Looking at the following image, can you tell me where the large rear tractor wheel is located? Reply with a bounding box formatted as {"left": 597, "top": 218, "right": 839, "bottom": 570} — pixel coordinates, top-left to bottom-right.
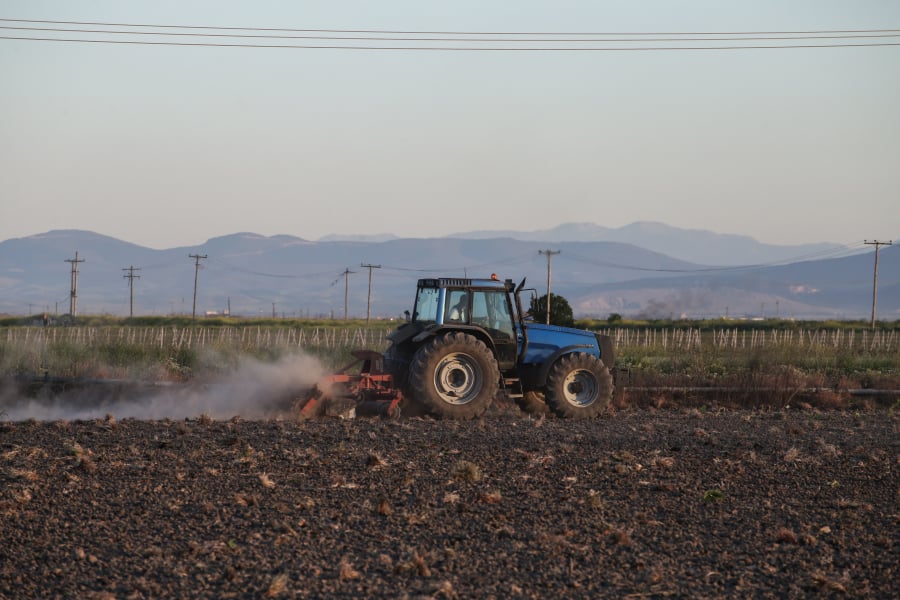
{"left": 408, "top": 332, "right": 500, "bottom": 419}
{"left": 545, "top": 353, "right": 614, "bottom": 419}
{"left": 383, "top": 343, "right": 412, "bottom": 388}
{"left": 383, "top": 342, "right": 429, "bottom": 417}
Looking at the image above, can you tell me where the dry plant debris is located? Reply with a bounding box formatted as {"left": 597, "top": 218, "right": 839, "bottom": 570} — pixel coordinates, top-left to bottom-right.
{"left": 0, "top": 409, "right": 895, "bottom": 598}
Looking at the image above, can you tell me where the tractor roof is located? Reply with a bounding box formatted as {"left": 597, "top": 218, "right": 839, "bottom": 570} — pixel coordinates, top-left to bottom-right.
{"left": 418, "top": 277, "right": 513, "bottom": 291}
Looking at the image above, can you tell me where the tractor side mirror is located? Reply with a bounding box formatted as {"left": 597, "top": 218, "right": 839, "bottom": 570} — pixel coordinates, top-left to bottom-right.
{"left": 404, "top": 310, "right": 411, "bottom": 322}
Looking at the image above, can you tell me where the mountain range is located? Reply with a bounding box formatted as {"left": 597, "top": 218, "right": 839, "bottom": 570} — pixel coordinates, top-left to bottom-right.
{"left": 321, "top": 221, "right": 845, "bottom": 266}
{"left": 1, "top": 223, "right": 896, "bottom": 321}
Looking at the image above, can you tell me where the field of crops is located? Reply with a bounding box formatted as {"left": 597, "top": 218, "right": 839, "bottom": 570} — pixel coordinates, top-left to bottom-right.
{"left": 2, "top": 323, "right": 898, "bottom": 411}
{"left": 3, "top": 324, "right": 897, "bottom": 379}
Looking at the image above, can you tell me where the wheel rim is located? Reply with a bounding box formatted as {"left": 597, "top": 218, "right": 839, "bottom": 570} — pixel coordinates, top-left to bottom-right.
{"left": 562, "top": 369, "right": 598, "bottom": 407}
{"left": 433, "top": 352, "right": 482, "bottom": 405}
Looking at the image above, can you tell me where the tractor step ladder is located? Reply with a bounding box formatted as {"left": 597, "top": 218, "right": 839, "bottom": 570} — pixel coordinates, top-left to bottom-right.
{"left": 502, "top": 377, "right": 524, "bottom": 399}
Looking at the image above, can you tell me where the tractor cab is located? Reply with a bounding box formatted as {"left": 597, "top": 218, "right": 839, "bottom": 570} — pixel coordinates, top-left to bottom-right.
{"left": 409, "top": 277, "right": 519, "bottom": 369}
{"left": 411, "top": 277, "right": 512, "bottom": 324}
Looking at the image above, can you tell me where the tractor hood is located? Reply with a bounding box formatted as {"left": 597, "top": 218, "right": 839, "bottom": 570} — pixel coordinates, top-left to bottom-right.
{"left": 525, "top": 322, "right": 598, "bottom": 340}
{"left": 521, "top": 323, "right": 614, "bottom": 368}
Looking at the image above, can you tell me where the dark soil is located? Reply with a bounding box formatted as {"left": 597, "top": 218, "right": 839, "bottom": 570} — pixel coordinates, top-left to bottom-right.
{"left": 1, "top": 408, "right": 896, "bottom": 599}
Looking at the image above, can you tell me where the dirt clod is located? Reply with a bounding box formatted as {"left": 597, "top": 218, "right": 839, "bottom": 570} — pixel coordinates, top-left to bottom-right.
{"left": 0, "top": 410, "right": 895, "bottom": 598}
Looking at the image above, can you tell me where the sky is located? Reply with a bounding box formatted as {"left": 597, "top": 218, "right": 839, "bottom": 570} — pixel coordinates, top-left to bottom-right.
{"left": 2, "top": 1, "right": 898, "bottom": 249}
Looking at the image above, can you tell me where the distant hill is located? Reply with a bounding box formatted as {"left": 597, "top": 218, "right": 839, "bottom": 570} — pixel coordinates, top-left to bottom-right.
{"left": 448, "top": 221, "right": 848, "bottom": 266}
{"left": 318, "top": 233, "right": 400, "bottom": 243}
{"left": 0, "top": 227, "right": 896, "bottom": 320}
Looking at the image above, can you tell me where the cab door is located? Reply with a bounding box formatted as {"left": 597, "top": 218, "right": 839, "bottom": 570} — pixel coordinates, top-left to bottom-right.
{"left": 473, "top": 290, "right": 517, "bottom": 370}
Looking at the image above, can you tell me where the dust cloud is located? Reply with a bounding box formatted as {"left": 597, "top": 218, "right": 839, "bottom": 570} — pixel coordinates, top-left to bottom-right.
{"left": 0, "top": 353, "right": 328, "bottom": 422}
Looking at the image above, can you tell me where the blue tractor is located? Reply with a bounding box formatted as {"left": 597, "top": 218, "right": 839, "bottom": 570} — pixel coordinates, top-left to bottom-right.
{"left": 384, "top": 276, "right": 615, "bottom": 419}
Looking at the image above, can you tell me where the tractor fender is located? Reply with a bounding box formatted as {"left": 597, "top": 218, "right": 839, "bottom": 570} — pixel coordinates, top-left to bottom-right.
{"left": 410, "top": 323, "right": 442, "bottom": 343}
{"left": 531, "top": 344, "right": 596, "bottom": 389}
{"left": 413, "top": 325, "right": 497, "bottom": 355}
{"left": 595, "top": 334, "right": 615, "bottom": 369}
{"left": 387, "top": 322, "right": 420, "bottom": 344}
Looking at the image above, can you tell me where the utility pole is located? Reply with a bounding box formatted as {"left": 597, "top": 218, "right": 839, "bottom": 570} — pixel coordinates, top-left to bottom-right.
{"left": 122, "top": 265, "right": 141, "bottom": 318}
{"left": 360, "top": 263, "right": 382, "bottom": 322}
{"left": 864, "top": 240, "right": 892, "bottom": 330}
{"left": 538, "top": 249, "right": 560, "bottom": 325}
{"left": 272, "top": 302, "right": 276, "bottom": 319}
{"left": 65, "top": 251, "right": 85, "bottom": 316}
{"left": 342, "top": 267, "right": 356, "bottom": 320}
{"left": 189, "top": 254, "right": 207, "bottom": 320}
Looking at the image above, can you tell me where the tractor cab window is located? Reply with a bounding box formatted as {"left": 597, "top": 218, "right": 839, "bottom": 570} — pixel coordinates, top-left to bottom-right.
{"left": 471, "top": 290, "right": 515, "bottom": 339}
{"left": 413, "top": 287, "right": 440, "bottom": 323}
{"left": 445, "top": 290, "right": 469, "bottom": 322}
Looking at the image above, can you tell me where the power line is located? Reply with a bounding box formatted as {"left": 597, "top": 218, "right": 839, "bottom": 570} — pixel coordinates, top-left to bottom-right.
{"left": 189, "top": 253, "right": 207, "bottom": 320}
{"left": 64, "top": 251, "right": 84, "bottom": 317}
{"left": 4, "top": 25, "right": 900, "bottom": 43}
{"left": 2, "top": 19, "right": 898, "bottom": 36}
{"left": 373, "top": 241, "right": 865, "bottom": 278}
{"left": 3, "top": 34, "right": 897, "bottom": 51}
{"left": 136, "top": 259, "right": 186, "bottom": 270}
{"left": 122, "top": 265, "right": 141, "bottom": 318}
{"left": 373, "top": 253, "right": 534, "bottom": 276}
{"left": 565, "top": 241, "right": 869, "bottom": 274}
{"left": 340, "top": 268, "right": 355, "bottom": 320}
{"left": 360, "top": 263, "right": 381, "bottom": 323}
{"left": 864, "top": 240, "right": 892, "bottom": 330}
{"left": 538, "top": 249, "right": 560, "bottom": 325}
{"left": 2, "top": 18, "right": 898, "bottom": 51}
{"left": 204, "top": 256, "right": 337, "bottom": 279}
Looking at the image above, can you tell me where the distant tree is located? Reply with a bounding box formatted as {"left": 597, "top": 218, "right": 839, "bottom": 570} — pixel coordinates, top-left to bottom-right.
{"left": 529, "top": 293, "right": 575, "bottom": 327}
{"left": 607, "top": 313, "right": 623, "bottom": 324}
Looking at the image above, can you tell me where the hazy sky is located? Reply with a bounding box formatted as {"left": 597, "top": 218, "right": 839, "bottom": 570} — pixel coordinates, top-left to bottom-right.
{"left": 2, "top": 1, "right": 898, "bottom": 249}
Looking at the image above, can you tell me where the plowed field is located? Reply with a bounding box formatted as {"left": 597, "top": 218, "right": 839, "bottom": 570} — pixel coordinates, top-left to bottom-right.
{"left": 1, "top": 409, "right": 896, "bottom": 598}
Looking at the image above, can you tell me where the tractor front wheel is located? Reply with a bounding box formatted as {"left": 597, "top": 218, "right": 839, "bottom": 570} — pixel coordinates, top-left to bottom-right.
{"left": 408, "top": 332, "right": 499, "bottom": 419}
{"left": 545, "top": 353, "right": 613, "bottom": 419}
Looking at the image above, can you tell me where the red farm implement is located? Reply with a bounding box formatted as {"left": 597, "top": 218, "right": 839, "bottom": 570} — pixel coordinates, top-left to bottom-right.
{"left": 294, "top": 350, "right": 404, "bottom": 419}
